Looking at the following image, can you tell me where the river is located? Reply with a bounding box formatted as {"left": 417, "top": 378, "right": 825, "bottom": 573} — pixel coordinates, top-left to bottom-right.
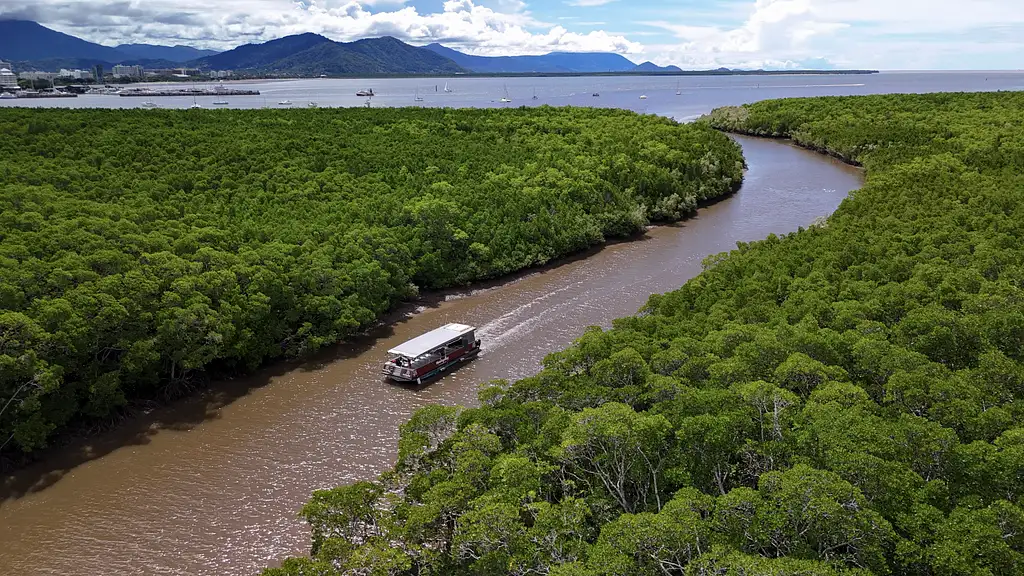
{"left": 0, "top": 132, "right": 863, "bottom": 575}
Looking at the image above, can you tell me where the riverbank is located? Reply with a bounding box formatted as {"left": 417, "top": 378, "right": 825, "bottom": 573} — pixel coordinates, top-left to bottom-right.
{"left": 0, "top": 203, "right": 731, "bottom": 475}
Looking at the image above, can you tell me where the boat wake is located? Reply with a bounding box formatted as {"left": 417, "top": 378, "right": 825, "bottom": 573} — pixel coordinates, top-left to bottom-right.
{"left": 476, "top": 282, "right": 584, "bottom": 355}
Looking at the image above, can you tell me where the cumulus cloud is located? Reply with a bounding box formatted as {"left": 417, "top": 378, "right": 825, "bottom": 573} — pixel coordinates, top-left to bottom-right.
{"left": 644, "top": 0, "right": 1024, "bottom": 69}
{"left": 0, "top": 0, "right": 644, "bottom": 56}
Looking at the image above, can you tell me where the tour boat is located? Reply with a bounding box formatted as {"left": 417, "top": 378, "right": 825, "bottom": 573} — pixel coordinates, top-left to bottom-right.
{"left": 382, "top": 323, "right": 481, "bottom": 384}
{"left": 356, "top": 89, "right": 374, "bottom": 97}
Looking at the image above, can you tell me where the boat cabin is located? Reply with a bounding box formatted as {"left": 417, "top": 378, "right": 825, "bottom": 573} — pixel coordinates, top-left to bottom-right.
{"left": 382, "top": 323, "right": 481, "bottom": 383}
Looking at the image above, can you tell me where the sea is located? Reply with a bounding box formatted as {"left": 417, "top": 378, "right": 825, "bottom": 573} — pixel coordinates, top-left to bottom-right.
{"left": 3, "top": 71, "right": 1024, "bottom": 121}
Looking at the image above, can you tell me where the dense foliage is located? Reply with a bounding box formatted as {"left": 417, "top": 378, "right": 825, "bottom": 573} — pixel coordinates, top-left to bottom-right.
{"left": 0, "top": 106, "right": 742, "bottom": 459}
{"left": 267, "top": 92, "right": 1024, "bottom": 576}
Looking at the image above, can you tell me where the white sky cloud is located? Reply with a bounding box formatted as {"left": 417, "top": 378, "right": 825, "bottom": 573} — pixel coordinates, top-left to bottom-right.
{"left": 2, "top": 0, "right": 1024, "bottom": 68}
{"left": 0, "top": 0, "right": 643, "bottom": 56}
{"left": 641, "top": 0, "right": 1024, "bottom": 69}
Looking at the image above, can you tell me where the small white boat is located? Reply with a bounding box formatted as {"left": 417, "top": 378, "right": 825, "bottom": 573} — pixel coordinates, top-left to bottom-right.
{"left": 213, "top": 100, "right": 229, "bottom": 106}
{"left": 356, "top": 89, "right": 374, "bottom": 97}
{"left": 308, "top": 101, "right": 319, "bottom": 108}
{"left": 500, "top": 84, "right": 512, "bottom": 103}
{"left": 278, "top": 100, "right": 292, "bottom": 106}
{"left": 639, "top": 94, "right": 648, "bottom": 100}
{"left": 0, "top": 92, "right": 16, "bottom": 100}
{"left": 676, "top": 81, "right": 682, "bottom": 96}
{"left": 414, "top": 88, "right": 423, "bottom": 102}
{"left": 141, "top": 101, "right": 159, "bottom": 108}
{"left": 444, "top": 82, "right": 452, "bottom": 93}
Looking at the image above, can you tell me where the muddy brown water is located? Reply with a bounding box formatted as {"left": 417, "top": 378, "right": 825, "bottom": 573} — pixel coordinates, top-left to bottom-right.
{"left": 0, "top": 135, "right": 863, "bottom": 575}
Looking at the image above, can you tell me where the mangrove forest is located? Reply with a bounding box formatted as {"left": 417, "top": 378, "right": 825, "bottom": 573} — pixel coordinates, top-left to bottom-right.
{"left": 265, "top": 92, "right": 1024, "bottom": 575}
{"left": 0, "top": 106, "right": 743, "bottom": 461}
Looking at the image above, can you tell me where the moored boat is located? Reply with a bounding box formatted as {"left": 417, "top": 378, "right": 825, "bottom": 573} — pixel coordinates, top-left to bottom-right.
{"left": 356, "top": 89, "right": 374, "bottom": 97}
{"left": 382, "top": 323, "right": 481, "bottom": 384}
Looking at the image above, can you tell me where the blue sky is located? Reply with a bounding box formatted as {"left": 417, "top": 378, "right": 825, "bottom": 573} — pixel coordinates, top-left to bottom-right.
{"left": 4, "top": 0, "right": 1024, "bottom": 69}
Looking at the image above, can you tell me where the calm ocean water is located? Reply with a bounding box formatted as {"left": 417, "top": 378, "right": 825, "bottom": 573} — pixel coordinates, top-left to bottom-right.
{"left": 3, "top": 71, "right": 1023, "bottom": 118}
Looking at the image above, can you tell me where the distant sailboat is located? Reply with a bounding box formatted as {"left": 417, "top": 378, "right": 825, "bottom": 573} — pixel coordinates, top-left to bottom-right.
{"left": 415, "top": 87, "right": 424, "bottom": 102}
{"left": 676, "top": 81, "right": 682, "bottom": 96}
{"left": 500, "top": 84, "right": 512, "bottom": 103}
{"left": 190, "top": 82, "right": 201, "bottom": 108}
{"left": 444, "top": 82, "right": 452, "bottom": 93}
{"left": 532, "top": 87, "right": 538, "bottom": 100}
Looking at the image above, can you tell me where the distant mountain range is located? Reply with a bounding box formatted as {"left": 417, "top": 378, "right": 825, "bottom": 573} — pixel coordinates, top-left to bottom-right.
{"left": 191, "top": 33, "right": 463, "bottom": 75}
{"left": 0, "top": 18, "right": 860, "bottom": 78}
{"left": 635, "top": 61, "right": 683, "bottom": 73}
{"left": 0, "top": 20, "right": 127, "bottom": 63}
{"left": 115, "top": 44, "right": 219, "bottom": 63}
{"left": 0, "top": 20, "right": 218, "bottom": 70}
{"left": 424, "top": 44, "right": 637, "bottom": 73}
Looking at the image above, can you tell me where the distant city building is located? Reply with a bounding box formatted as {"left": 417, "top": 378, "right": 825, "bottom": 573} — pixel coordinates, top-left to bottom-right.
{"left": 208, "top": 70, "right": 234, "bottom": 79}
{"left": 0, "top": 68, "right": 17, "bottom": 89}
{"left": 59, "top": 69, "right": 94, "bottom": 80}
{"left": 112, "top": 64, "right": 144, "bottom": 78}
{"left": 94, "top": 64, "right": 105, "bottom": 82}
{"left": 0, "top": 60, "right": 12, "bottom": 72}
{"left": 18, "top": 71, "right": 60, "bottom": 82}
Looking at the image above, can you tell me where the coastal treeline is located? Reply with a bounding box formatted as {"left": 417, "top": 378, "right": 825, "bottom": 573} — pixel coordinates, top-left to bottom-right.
{"left": 266, "top": 92, "right": 1024, "bottom": 576}
{"left": 0, "top": 106, "right": 743, "bottom": 460}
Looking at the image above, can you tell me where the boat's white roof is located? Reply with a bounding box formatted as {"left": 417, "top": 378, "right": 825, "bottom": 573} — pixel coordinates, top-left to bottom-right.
{"left": 388, "top": 323, "right": 475, "bottom": 358}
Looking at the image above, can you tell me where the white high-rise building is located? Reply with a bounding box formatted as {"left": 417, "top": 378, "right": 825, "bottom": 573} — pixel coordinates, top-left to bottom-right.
{"left": 112, "top": 64, "right": 144, "bottom": 78}
{"left": 0, "top": 68, "right": 17, "bottom": 89}
{"left": 59, "top": 69, "right": 94, "bottom": 80}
